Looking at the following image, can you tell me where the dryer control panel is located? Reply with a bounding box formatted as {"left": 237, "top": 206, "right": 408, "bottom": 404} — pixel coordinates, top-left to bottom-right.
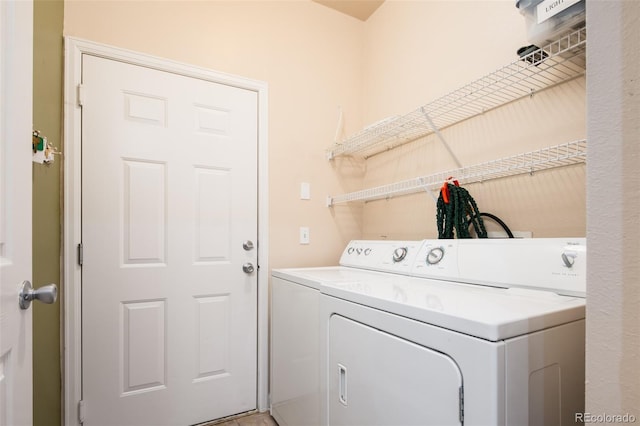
{"left": 455, "top": 238, "right": 586, "bottom": 297}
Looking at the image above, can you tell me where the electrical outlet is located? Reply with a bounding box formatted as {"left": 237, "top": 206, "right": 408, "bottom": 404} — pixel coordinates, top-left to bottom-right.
{"left": 299, "top": 227, "right": 310, "bottom": 244}
{"left": 300, "top": 182, "right": 311, "bottom": 200}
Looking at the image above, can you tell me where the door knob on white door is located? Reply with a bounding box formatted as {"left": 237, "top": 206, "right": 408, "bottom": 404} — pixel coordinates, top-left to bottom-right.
{"left": 242, "top": 263, "right": 255, "bottom": 274}
{"left": 18, "top": 280, "right": 58, "bottom": 310}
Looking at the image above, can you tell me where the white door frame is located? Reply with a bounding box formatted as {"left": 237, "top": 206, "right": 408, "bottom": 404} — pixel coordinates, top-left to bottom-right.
{"left": 63, "top": 37, "right": 269, "bottom": 426}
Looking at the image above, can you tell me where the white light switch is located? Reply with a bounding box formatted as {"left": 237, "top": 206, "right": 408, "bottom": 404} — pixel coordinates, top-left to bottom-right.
{"left": 300, "top": 182, "right": 311, "bottom": 200}
{"left": 299, "top": 227, "right": 310, "bottom": 245}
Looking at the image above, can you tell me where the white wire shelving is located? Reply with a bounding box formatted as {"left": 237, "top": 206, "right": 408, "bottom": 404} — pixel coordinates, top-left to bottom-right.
{"left": 326, "top": 140, "right": 586, "bottom": 206}
{"left": 326, "top": 27, "right": 586, "bottom": 160}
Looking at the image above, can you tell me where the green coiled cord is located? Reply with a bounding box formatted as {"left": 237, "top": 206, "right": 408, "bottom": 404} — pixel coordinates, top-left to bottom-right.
{"left": 436, "top": 183, "right": 488, "bottom": 239}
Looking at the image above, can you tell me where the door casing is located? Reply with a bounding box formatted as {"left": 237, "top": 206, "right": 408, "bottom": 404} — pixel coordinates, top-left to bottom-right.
{"left": 63, "top": 37, "right": 269, "bottom": 426}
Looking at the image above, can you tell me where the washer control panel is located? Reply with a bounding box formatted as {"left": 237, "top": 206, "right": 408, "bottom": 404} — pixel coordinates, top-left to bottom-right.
{"left": 340, "top": 240, "right": 423, "bottom": 275}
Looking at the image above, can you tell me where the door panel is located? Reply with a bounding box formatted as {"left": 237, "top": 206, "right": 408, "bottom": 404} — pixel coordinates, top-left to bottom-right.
{"left": 81, "top": 54, "right": 258, "bottom": 426}
{"left": 0, "top": 1, "right": 33, "bottom": 425}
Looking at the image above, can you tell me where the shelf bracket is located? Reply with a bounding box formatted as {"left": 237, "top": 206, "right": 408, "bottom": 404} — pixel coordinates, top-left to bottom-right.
{"left": 326, "top": 106, "right": 344, "bottom": 161}
{"left": 419, "top": 177, "right": 439, "bottom": 204}
{"left": 424, "top": 187, "right": 439, "bottom": 204}
{"left": 421, "top": 108, "right": 463, "bottom": 169}
{"left": 334, "top": 106, "right": 344, "bottom": 145}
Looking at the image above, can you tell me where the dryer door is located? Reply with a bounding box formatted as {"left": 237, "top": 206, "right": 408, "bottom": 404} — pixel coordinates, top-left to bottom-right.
{"left": 329, "top": 314, "right": 463, "bottom": 426}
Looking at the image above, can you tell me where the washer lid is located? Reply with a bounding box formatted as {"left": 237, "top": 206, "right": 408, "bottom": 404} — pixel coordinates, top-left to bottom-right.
{"left": 321, "top": 273, "right": 585, "bottom": 341}
{"left": 272, "top": 266, "right": 391, "bottom": 290}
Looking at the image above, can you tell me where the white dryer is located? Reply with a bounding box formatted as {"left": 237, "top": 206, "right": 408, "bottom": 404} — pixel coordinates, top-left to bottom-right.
{"left": 271, "top": 239, "right": 586, "bottom": 426}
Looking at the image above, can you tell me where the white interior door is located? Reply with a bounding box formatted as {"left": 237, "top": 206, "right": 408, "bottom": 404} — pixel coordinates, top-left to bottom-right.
{"left": 0, "top": 1, "right": 33, "bottom": 425}
{"left": 81, "top": 54, "right": 258, "bottom": 426}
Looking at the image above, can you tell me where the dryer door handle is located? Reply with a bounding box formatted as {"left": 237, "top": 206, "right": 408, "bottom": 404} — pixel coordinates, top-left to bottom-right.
{"left": 338, "top": 364, "right": 348, "bottom": 406}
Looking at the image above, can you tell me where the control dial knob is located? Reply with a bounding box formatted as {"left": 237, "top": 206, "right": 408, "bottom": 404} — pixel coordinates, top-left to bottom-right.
{"left": 426, "top": 247, "right": 445, "bottom": 265}
{"left": 561, "top": 252, "right": 577, "bottom": 268}
{"left": 392, "top": 247, "right": 408, "bottom": 263}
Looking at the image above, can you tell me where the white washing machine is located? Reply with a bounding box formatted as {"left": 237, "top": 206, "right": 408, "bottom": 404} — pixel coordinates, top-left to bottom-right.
{"left": 270, "top": 240, "right": 424, "bottom": 426}
{"left": 271, "top": 239, "right": 586, "bottom": 426}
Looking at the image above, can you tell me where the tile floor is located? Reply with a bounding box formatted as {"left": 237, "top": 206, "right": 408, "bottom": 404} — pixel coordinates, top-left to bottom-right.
{"left": 201, "top": 412, "right": 278, "bottom": 426}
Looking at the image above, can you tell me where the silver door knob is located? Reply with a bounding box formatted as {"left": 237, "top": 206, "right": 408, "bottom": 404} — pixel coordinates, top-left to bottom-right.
{"left": 242, "top": 240, "right": 254, "bottom": 251}
{"left": 242, "top": 263, "right": 255, "bottom": 274}
{"left": 18, "top": 280, "right": 58, "bottom": 310}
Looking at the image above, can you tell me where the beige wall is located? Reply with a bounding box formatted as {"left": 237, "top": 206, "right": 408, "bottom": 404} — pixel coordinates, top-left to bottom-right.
{"left": 65, "top": 0, "right": 365, "bottom": 268}
{"left": 358, "top": 0, "right": 586, "bottom": 240}
{"left": 63, "top": 0, "right": 587, "bottom": 273}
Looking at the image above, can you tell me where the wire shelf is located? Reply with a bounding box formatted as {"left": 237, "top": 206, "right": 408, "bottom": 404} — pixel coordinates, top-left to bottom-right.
{"left": 327, "top": 27, "right": 586, "bottom": 160}
{"left": 327, "top": 139, "right": 587, "bottom": 206}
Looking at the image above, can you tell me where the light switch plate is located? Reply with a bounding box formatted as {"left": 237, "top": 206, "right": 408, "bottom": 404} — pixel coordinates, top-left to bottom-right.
{"left": 299, "top": 227, "right": 310, "bottom": 244}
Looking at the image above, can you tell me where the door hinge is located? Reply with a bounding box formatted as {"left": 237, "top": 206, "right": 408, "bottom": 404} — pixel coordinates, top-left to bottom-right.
{"left": 77, "top": 243, "right": 83, "bottom": 266}
{"left": 459, "top": 385, "right": 464, "bottom": 424}
{"left": 78, "top": 399, "right": 86, "bottom": 423}
{"left": 77, "top": 84, "right": 85, "bottom": 107}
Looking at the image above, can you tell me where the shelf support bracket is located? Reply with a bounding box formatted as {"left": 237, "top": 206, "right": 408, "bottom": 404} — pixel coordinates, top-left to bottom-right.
{"left": 418, "top": 177, "right": 439, "bottom": 204}
{"left": 422, "top": 108, "right": 463, "bottom": 169}
{"left": 424, "top": 187, "right": 439, "bottom": 204}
